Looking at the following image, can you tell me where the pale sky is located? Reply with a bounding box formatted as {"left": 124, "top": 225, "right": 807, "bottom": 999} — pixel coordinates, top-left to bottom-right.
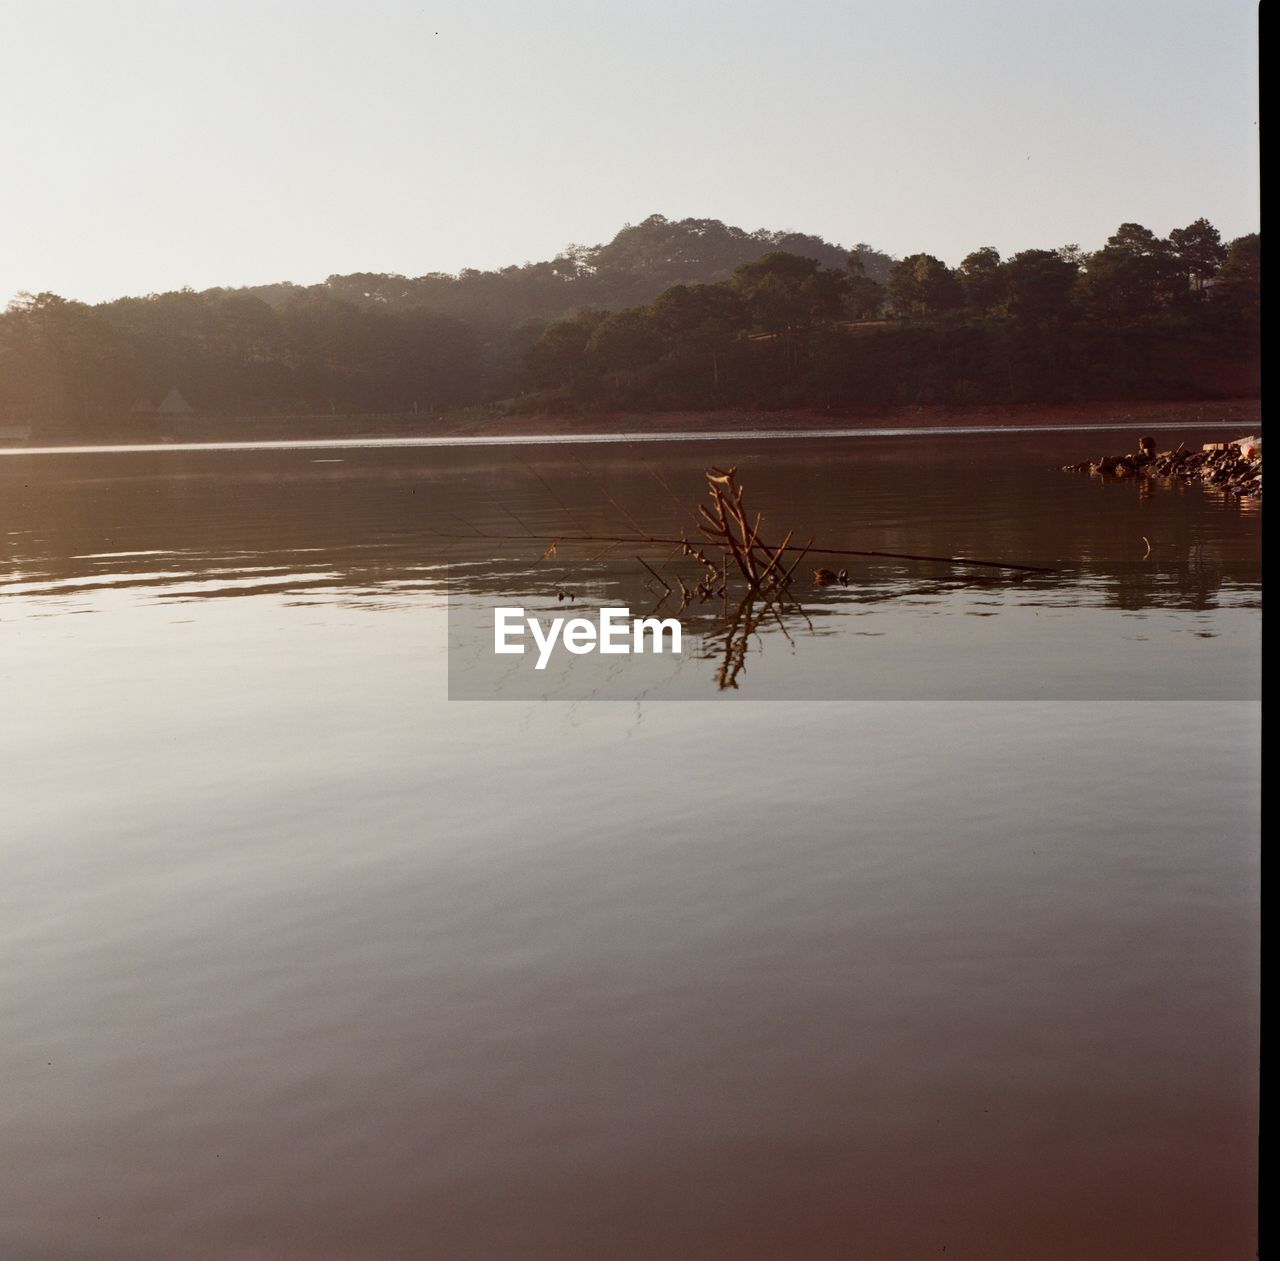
{"left": 0, "top": 0, "right": 1259, "bottom": 306}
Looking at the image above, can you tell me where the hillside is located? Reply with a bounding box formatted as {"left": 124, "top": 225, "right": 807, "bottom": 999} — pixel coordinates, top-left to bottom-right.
{"left": 240, "top": 214, "right": 894, "bottom": 329}
{"left": 0, "top": 215, "right": 1258, "bottom": 434}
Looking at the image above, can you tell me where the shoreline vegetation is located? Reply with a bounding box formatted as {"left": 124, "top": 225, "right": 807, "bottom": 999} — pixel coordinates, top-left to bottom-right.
{"left": 0, "top": 215, "right": 1260, "bottom": 442}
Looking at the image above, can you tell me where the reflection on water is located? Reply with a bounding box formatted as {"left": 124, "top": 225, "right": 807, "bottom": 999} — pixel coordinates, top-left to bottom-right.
{"left": 1, "top": 433, "right": 1260, "bottom": 606}
{"left": 3, "top": 431, "right": 1257, "bottom": 696}
{"left": 0, "top": 430, "right": 1260, "bottom": 1259}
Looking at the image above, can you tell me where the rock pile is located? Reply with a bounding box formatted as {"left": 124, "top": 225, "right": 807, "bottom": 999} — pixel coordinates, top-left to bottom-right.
{"left": 1063, "top": 435, "right": 1262, "bottom": 499}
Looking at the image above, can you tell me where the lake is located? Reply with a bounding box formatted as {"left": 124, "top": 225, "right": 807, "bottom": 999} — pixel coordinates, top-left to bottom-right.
{"left": 0, "top": 427, "right": 1260, "bottom": 1259}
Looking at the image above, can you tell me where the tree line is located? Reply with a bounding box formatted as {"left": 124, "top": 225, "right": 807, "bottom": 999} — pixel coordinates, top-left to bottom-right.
{"left": 524, "top": 220, "right": 1260, "bottom": 410}
{"left": 0, "top": 215, "right": 1258, "bottom": 430}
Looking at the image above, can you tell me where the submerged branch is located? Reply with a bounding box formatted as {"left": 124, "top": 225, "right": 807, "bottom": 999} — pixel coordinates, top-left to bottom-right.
{"left": 426, "top": 528, "right": 1057, "bottom": 575}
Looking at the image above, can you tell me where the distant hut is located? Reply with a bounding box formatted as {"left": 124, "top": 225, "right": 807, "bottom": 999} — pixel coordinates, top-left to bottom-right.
{"left": 155, "top": 387, "right": 195, "bottom": 418}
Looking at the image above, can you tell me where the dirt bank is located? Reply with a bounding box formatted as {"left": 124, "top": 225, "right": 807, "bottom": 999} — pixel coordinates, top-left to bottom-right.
{"left": 5, "top": 398, "right": 1260, "bottom": 448}
{"left": 450, "top": 398, "right": 1261, "bottom": 439}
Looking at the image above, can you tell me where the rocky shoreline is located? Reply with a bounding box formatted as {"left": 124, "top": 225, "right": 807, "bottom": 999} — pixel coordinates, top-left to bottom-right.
{"left": 1063, "top": 434, "right": 1262, "bottom": 499}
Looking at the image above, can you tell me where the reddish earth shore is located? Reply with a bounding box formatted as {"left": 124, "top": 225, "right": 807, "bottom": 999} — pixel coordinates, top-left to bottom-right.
{"left": 470, "top": 398, "right": 1261, "bottom": 438}
{"left": 4, "top": 398, "right": 1260, "bottom": 447}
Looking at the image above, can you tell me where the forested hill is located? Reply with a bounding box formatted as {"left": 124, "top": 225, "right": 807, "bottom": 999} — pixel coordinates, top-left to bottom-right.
{"left": 0, "top": 215, "right": 1260, "bottom": 432}
{"left": 244, "top": 215, "right": 894, "bottom": 328}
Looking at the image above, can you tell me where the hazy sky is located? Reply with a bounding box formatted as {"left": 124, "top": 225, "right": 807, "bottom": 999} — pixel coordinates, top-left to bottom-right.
{"left": 1, "top": 0, "right": 1259, "bottom": 305}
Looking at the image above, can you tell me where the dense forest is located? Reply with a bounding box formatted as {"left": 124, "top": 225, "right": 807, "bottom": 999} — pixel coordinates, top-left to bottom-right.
{"left": 0, "top": 214, "right": 1259, "bottom": 432}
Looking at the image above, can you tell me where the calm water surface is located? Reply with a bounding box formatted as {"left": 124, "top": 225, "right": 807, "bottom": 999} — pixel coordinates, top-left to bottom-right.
{"left": 0, "top": 430, "right": 1260, "bottom": 1259}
